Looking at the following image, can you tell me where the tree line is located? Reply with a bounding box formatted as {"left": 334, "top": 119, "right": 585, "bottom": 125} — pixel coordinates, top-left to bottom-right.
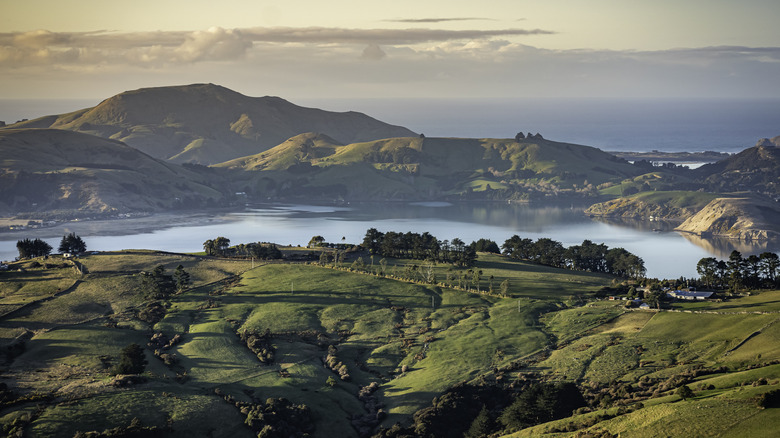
{"left": 502, "top": 236, "right": 646, "bottom": 279}
{"left": 15, "top": 232, "right": 87, "bottom": 259}
{"left": 696, "top": 250, "right": 779, "bottom": 292}
{"left": 362, "top": 228, "right": 477, "bottom": 267}
{"left": 203, "top": 237, "right": 282, "bottom": 259}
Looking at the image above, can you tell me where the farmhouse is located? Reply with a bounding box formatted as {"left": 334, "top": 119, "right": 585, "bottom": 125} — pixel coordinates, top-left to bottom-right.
{"left": 667, "top": 290, "right": 714, "bottom": 300}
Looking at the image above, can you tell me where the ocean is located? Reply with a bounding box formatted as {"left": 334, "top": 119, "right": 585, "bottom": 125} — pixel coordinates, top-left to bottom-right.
{"left": 1, "top": 97, "right": 779, "bottom": 153}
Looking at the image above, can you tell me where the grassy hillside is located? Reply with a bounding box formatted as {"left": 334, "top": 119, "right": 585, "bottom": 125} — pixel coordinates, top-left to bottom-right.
{"left": 508, "top": 291, "right": 780, "bottom": 437}
{"left": 0, "top": 249, "right": 610, "bottom": 437}
{"left": 216, "top": 134, "right": 644, "bottom": 201}
{"left": 0, "top": 129, "right": 225, "bottom": 215}
{"left": 2, "top": 249, "right": 780, "bottom": 436}
{"left": 585, "top": 190, "right": 720, "bottom": 220}
{"left": 2, "top": 84, "right": 416, "bottom": 164}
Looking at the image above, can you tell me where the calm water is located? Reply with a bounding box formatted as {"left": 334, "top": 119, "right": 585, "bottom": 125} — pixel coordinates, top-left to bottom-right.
{"left": 2, "top": 203, "right": 778, "bottom": 279}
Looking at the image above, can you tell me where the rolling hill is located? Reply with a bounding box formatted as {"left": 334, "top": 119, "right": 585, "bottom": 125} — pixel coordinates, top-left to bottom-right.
{"left": 695, "top": 143, "right": 780, "bottom": 195}
{"left": 215, "top": 133, "right": 642, "bottom": 201}
{"left": 2, "top": 249, "right": 780, "bottom": 437}
{"left": 0, "top": 129, "right": 224, "bottom": 215}
{"left": 3, "top": 84, "right": 417, "bottom": 164}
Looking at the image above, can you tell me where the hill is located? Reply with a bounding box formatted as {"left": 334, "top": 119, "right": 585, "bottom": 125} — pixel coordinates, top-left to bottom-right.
{"left": 0, "top": 129, "right": 225, "bottom": 215}
{"left": 3, "top": 84, "right": 416, "bottom": 164}
{"left": 756, "top": 135, "right": 780, "bottom": 147}
{"left": 675, "top": 196, "right": 780, "bottom": 240}
{"left": 695, "top": 144, "right": 780, "bottom": 195}
{"left": 584, "top": 191, "right": 720, "bottom": 221}
{"left": 1, "top": 248, "right": 780, "bottom": 437}
{"left": 216, "top": 133, "right": 642, "bottom": 201}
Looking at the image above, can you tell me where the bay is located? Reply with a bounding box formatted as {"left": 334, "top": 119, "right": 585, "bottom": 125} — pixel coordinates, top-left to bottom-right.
{"left": 1, "top": 202, "right": 777, "bottom": 280}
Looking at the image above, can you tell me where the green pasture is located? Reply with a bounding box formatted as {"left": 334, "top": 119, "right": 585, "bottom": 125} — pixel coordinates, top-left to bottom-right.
{"left": 3, "top": 250, "right": 780, "bottom": 437}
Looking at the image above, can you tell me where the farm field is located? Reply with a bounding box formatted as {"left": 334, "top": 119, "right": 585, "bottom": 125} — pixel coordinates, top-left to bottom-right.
{"left": 1, "top": 250, "right": 779, "bottom": 437}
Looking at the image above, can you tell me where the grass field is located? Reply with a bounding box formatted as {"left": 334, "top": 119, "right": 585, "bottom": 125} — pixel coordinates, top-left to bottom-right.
{"left": 2, "top": 250, "right": 780, "bottom": 437}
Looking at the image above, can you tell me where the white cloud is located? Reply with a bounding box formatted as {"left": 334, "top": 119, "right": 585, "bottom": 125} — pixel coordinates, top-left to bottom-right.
{"left": 0, "top": 26, "right": 779, "bottom": 100}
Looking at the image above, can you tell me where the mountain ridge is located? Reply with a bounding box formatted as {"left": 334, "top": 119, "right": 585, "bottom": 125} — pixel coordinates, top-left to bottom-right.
{"left": 3, "top": 84, "right": 417, "bottom": 164}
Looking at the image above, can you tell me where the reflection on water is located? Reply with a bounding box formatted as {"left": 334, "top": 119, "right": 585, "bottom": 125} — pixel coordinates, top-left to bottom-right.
{"left": 678, "top": 232, "right": 780, "bottom": 259}
{"left": 0, "top": 202, "right": 777, "bottom": 280}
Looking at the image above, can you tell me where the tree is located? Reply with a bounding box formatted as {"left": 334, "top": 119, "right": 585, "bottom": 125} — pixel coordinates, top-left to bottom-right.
{"left": 142, "top": 265, "right": 176, "bottom": 299}
{"left": 696, "top": 257, "right": 718, "bottom": 289}
{"left": 308, "top": 235, "right": 325, "bottom": 248}
{"left": 112, "top": 343, "right": 147, "bottom": 375}
{"left": 500, "top": 279, "right": 510, "bottom": 297}
{"left": 760, "top": 252, "right": 780, "bottom": 285}
{"left": 677, "top": 385, "right": 694, "bottom": 400}
{"left": 58, "top": 232, "right": 86, "bottom": 253}
{"left": 16, "top": 238, "right": 52, "bottom": 259}
{"left": 362, "top": 228, "right": 384, "bottom": 254}
{"left": 203, "top": 237, "right": 230, "bottom": 256}
{"left": 464, "top": 405, "right": 493, "bottom": 438}
{"left": 173, "top": 265, "right": 191, "bottom": 292}
{"left": 727, "top": 250, "right": 745, "bottom": 293}
{"left": 471, "top": 238, "right": 500, "bottom": 254}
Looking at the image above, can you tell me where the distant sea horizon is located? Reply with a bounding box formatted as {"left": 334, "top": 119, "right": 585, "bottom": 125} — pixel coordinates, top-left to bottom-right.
{"left": 1, "top": 97, "right": 778, "bottom": 154}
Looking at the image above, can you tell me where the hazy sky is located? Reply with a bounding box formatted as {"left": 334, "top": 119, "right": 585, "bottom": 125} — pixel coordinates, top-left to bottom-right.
{"left": 2, "top": 0, "right": 780, "bottom": 100}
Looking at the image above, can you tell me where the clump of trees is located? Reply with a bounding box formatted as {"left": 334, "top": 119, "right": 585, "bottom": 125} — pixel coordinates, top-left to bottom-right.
{"left": 226, "top": 396, "right": 314, "bottom": 438}
{"left": 111, "top": 343, "right": 147, "bottom": 375}
{"left": 58, "top": 232, "right": 86, "bottom": 253}
{"left": 16, "top": 238, "right": 52, "bottom": 259}
{"left": 203, "top": 237, "right": 230, "bottom": 256}
{"left": 696, "top": 250, "right": 779, "bottom": 292}
{"left": 324, "top": 345, "right": 351, "bottom": 381}
{"left": 502, "top": 237, "right": 646, "bottom": 279}
{"left": 362, "top": 228, "right": 477, "bottom": 267}
{"left": 203, "top": 237, "right": 282, "bottom": 259}
{"left": 141, "top": 265, "right": 176, "bottom": 300}
{"left": 239, "top": 329, "right": 275, "bottom": 365}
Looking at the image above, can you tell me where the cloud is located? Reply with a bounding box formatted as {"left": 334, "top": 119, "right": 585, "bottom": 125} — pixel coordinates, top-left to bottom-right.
{"left": 1, "top": 26, "right": 780, "bottom": 100}
{"left": 383, "top": 18, "right": 496, "bottom": 23}
{"left": 0, "top": 26, "right": 556, "bottom": 68}
{"left": 360, "top": 44, "right": 386, "bottom": 61}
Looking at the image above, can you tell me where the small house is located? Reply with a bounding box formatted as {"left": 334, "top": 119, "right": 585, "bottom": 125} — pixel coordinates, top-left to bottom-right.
{"left": 639, "top": 303, "right": 651, "bottom": 310}
{"left": 667, "top": 290, "right": 714, "bottom": 300}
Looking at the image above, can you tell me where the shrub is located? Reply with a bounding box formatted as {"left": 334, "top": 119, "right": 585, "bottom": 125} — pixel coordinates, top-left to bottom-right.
{"left": 112, "top": 343, "right": 147, "bottom": 375}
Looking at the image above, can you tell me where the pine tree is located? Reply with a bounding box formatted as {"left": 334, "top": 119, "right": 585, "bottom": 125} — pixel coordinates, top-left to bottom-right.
{"left": 58, "top": 232, "right": 86, "bottom": 253}
{"left": 173, "top": 264, "right": 191, "bottom": 292}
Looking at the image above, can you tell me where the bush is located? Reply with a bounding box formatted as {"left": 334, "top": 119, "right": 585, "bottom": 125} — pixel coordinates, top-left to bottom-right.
{"left": 757, "top": 389, "right": 780, "bottom": 408}
{"left": 112, "top": 343, "right": 147, "bottom": 375}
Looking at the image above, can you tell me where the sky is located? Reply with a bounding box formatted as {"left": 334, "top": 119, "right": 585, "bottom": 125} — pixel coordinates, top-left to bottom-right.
{"left": 2, "top": 0, "right": 780, "bottom": 100}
